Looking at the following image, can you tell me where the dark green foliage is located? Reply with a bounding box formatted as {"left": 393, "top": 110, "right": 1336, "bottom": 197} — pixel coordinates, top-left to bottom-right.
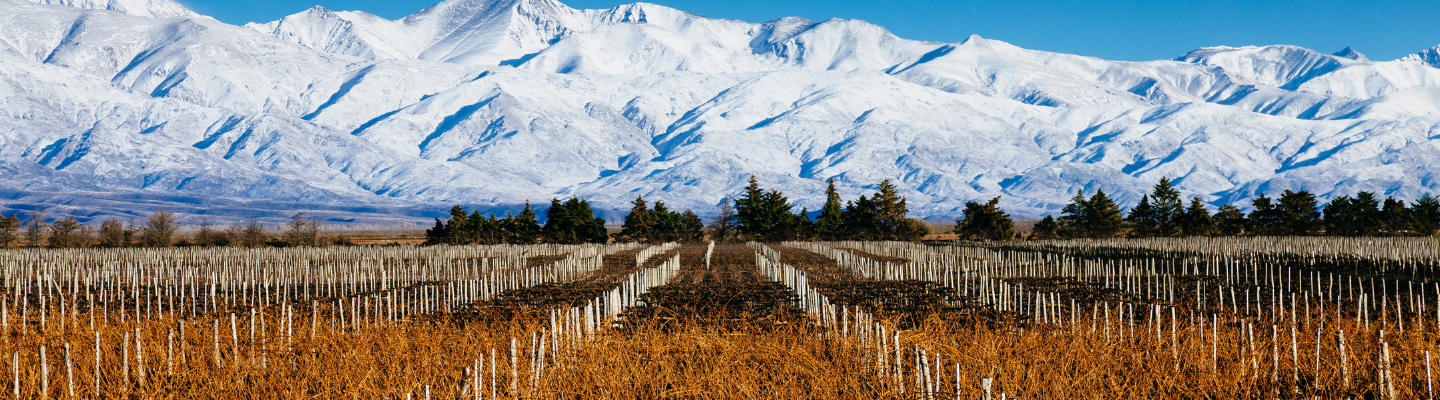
{"left": 1031, "top": 216, "right": 1060, "bottom": 240}
{"left": 1214, "top": 204, "right": 1247, "bottom": 236}
{"left": 1059, "top": 189, "right": 1124, "bottom": 239}
{"left": 543, "top": 197, "right": 609, "bottom": 244}
{"left": 1248, "top": 194, "right": 1282, "bottom": 235}
{"left": 954, "top": 197, "right": 1015, "bottom": 240}
{"left": 1323, "top": 192, "right": 1382, "bottom": 236}
{"left": 425, "top": 199, "right": 605, "bottom": 245}
{"left": 1413, "top": 195, "right": 1440, "bottom": 236}
{"left": 1277, "top": 190, "right": 1322, "bottom": 236}
{"left": 1178, "top": 197, "right": 1216, "bottom": 237}
{"left": 839, "top": 179, "right": 919, "bottom": 241}
{"left": 734, "top": 176, "right": 805, "bottom": 242}
{"left": 815, "top": 179, "right": 845, "bottom": 240}
{"left": 1127, "top": 177, "right": 1183, "bottom": 237}
{"left": 619, "top": 196, "right": 705, "bottom": 243}
{"left": 1380, "top": 197, "right": 1409, "bottom": 236}
{"left": 1126, "top": 196, "right": 1156, "bottom": 237}
{"left": 506, "top": 202, "right": 543, "bottom": 244}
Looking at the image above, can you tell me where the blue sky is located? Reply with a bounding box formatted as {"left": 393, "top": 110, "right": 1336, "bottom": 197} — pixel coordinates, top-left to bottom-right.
{"left": 181, "top": 0, "right": 1440, "bottom": 61}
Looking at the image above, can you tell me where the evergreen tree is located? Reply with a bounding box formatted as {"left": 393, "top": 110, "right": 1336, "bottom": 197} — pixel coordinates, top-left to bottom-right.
{"left": 508, "top": 202, "right": 543, "bottom": 244}
{"left": 842, "top": 194, "right": 879, "bottom": 240}
{"left": 954, "top": 197, "right": 1015, "bottom": 241}
{"left": 424, "top": 218, "right": 450, "bottom": 245}
{"left": 1322, "top": 195, "right": 1355, "bottom": 236}
{"left": 679, "top": 210, "right": 705, "bottom": 243}
{"left": 1178, "top": 197, "right": 1216, "bottom": 236}
{"left": 1323, "top": 193, "right": 1385, "bottom": 236}
{"left": 734, "top": 176, "right": 801, "bottom": 242}
{"left": 618, "top": 196, "right": 654, "bottom": 243}
{"left": 1058, "top": 190, "right": 1089, "bottom": 238}
{"left": 1277, "top": 190, "right": 1321, "bottom": 236}
{"left": 815, "top": 178, "right": 845, "bottom": 240}
{"left": 1248, "top": 194, "right": 1282, "bottom": 235}
{"left": 1058, "top": 189, "right": 1123, "bottom": 238}
{"left": 871, "top": 179, "right": 916, "bottom": 241}
{"left": 1031, "top": 216, "right": 1060, "bottom": 240}
{"left": 543, "top": 197, "right": 608, "bottom": 244}
{"left": 1126, "top": 195, "right": 1157, "bottom": 237}
{"left": 1379, "top": 197, "right": 1409, "bottom": 236}
{"left": 1214, "top": 204, "right": 1247, "bottom": 236}
{"left": 1085, "top": 189, "right": 1125, "bottom": 239}
{"left": 1412, "top": 195, "right": 1440, "bottom": 236}
{"left": 1149, "top": 177, "right": 1184, "bottom": 236}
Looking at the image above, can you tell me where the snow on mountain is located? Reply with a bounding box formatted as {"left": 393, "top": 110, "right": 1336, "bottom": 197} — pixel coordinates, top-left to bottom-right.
{"left": 5, "top": 0, "right": 1440, "bottom": 223}
{"left": 25, "top": 0, "right": 198, "bottom": 18}
{"left": 1333, "top": 46, "right": 1369, "bottom": 62}
{"left": 1402, "top": 44, "right": 1440, "bottom": 69}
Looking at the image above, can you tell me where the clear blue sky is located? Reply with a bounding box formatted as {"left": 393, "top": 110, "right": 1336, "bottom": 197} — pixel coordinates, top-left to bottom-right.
{"left": 181, "top": 0, "right": 1440, "bottom": 61}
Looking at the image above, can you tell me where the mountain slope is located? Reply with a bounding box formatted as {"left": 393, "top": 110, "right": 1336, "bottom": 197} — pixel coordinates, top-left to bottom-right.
{"left": 4, "top": 0, "right": 1440, "bottom": 223}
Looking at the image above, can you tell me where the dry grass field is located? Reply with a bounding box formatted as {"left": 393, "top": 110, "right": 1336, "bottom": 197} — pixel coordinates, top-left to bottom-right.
{"left": 1, "top": 237, "right": 1438, "bottom": 398}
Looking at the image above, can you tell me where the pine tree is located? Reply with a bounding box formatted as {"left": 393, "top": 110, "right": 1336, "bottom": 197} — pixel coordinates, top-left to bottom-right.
{"left": 618, "top": 196, "right": 654, "bottom": 243}
{"left": 1277, "top": 190, "right": 1321, "bottom": 236}
{"left": 843, "top": 194, "right": 879, "bottom": 240}
{"left": 508, "top": 201, "right": 543, "bottom": 244}
{"left": 1178, "top": 197, "right": 1215, "bottom": 237}
{"left": 1248, "top": 194, "right": 1282, "bottom": 235}
{"left": 679, "top": 210, "right": 705, "bottom": 243}
{"left": 1058, "top": 190, "right": 1089, "bottom": 238}
{"left": 1031, "top": 216, "right": 1060, "bottom": 240}
{"left": 871, "top": 179, "right": 914, "bottom": 241}
{"left": 543, "top": 197, "right": 608, "bottom": 244}
{"left": 954, "top": 197, "right": 1015, "bottom": 241}
{"left": 816, "top": 178, "right": 845, "bottom": 240}
{"left": 1214, "top": 204, "right": 1247, "bottom": 236}
{"left": 1149, "top": 177, "right": 1183, "bottom": 236}
{"left": 734, "top": 176, "right": 800, "bottom": 242}
{"left": 1085, "top": 189, "right": 1125, "bottom": 239}
{"left": 1126, "top": 195, "right": 1157, "bottom": 237}
{"left": 424, "top": 218, "right": 450, "bottom": 245}
{"left": 1411, "top": 195, "right": 1440, "bottom": 236}
{"left": 1379, "top": 197, "right": 1409, "bottom": 236}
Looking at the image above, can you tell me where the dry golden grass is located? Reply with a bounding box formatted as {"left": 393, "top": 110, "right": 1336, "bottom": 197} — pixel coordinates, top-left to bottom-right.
{"left": 0, "top": 240, "right": 1437, "bottom": 398}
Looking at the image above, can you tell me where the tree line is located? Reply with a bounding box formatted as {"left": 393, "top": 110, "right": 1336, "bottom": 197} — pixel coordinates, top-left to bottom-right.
{"left": 954, "top": 177, "right": 1440, "bottom": 240}
{"left": 0, "top": 209, "right": 331, "bottom": 248}
{"left": 423, "top": 176, "right": 931, "bottom": 245}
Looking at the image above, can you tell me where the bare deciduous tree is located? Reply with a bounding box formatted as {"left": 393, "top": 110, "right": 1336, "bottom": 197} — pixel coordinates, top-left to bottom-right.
{"left": 98, "top": 218, "right": 127, "bottom": 248}
{"left": 229, "top": 218, "right": 267, "bottom": 248}
{"left": 47, "top": 216, "right": 93, "bottom": 248}
{"left": 140, "top": 208, "right": 178, "bottom": 247}
{"left": 23, "top": 209, "right": 46, "bottom": 248}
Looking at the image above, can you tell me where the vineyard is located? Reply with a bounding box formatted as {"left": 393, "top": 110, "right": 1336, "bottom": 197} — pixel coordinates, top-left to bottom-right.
{"left": 2, "top": 238, "right": 1440, "bottom": 398}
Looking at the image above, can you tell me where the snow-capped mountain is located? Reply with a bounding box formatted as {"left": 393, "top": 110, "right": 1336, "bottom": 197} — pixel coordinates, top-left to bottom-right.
{"left": 4, "top": 0, "right": 1440, "bottom": 223}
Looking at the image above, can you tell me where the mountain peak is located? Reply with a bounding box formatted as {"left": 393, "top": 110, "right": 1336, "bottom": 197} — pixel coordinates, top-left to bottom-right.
{"left": 1402, "top": 44, "right": 1440, "bottom": 69}
{"left": 27, "top": 0, "right": 199, "bottom": 18}
{"left": 1332, "top": 46, "right": 1369, "bottom": 61}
